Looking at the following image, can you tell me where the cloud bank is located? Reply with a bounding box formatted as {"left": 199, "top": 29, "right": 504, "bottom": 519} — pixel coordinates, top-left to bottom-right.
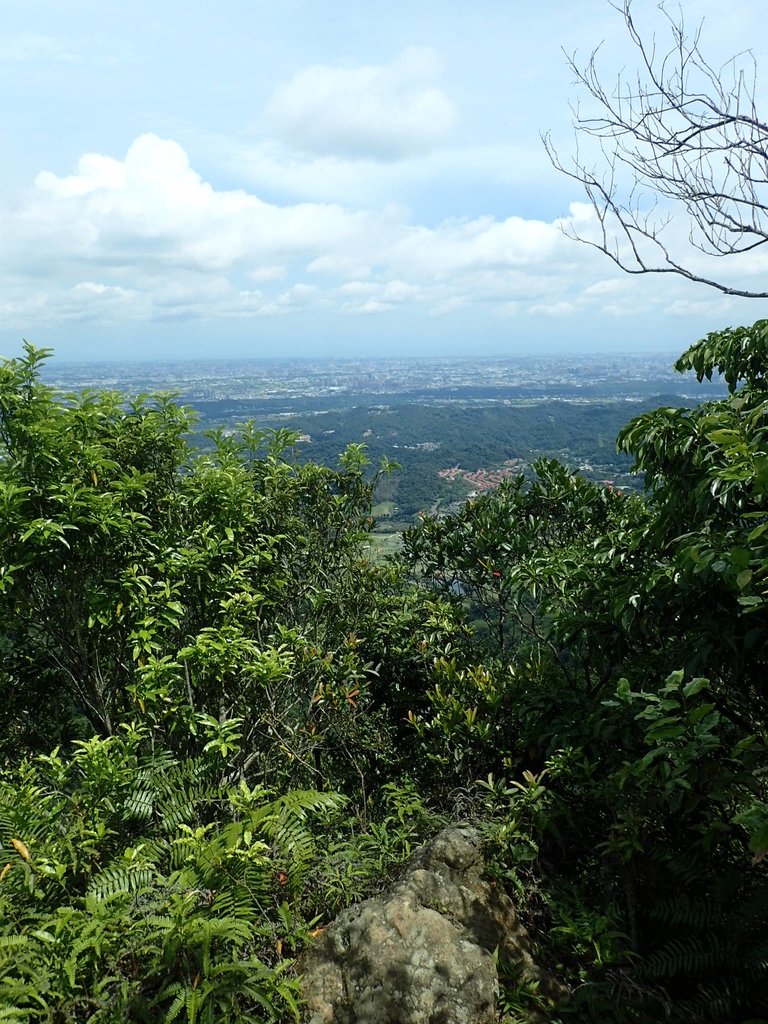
{"left": 0, "top": 133, "right": 740, "bottom": 336}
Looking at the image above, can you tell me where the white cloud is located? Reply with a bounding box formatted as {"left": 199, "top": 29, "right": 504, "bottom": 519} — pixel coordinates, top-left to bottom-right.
{"left": 247, "top": 265, "right": 287, "bottom": 282}
{"left": 12, "top": 135, "right": 383, "bottom": 277}
{"left": 565, "top": 202, "right": 595, "bottom": 225}
{"left": 0, "top": 33, "right": 77, "bottom": 63}
{"left": 384, "top": 215, "right": 560, "bottom": 279}
{"left": 263, "top": 48, "right": 456, "bottom": 160}
{"left": 215, "top": 135, "right": 551, "bottom": 212}
{"left": 582, "top": 278, "right": 626, "bottom": 297}
{"left": 528, "top": 301, "right": 577, "bottom": 316}
{"left": 664, "top": 297, "right": 735, "bottom": 318}
{"left": 1, "top": 133, "right": 746, "bottom": 333}
{"left": 73, "top": 281, "right": 130, "bottom": 296}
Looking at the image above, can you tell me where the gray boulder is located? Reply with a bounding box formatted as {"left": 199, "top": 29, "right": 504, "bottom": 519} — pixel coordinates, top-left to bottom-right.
{"left": 300, "top": 827, "right": 564, "bottom": 1024}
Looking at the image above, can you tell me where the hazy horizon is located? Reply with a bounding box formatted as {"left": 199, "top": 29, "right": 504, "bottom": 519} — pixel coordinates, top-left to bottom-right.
{"left": 35, "top": 347, "right": 688, "bottom": 368}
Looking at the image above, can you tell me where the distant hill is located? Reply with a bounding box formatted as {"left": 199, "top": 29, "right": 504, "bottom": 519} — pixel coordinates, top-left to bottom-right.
{"left": 189, "top": 393, "right": 698, "bottom": 517}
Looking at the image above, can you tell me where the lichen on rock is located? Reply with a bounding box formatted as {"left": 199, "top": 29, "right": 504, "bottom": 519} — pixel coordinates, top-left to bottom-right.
{"left": 300, "top": 827, "right": 565, "bottom": 1024}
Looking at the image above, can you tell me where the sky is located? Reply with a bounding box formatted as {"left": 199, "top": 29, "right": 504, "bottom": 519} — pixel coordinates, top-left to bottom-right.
{"left": 1, "top": 0, "right": 767, "bottom": 361}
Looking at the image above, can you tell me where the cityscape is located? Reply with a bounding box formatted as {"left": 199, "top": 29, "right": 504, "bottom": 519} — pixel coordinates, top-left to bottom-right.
{"left": 40, "top": 349, "right": 726, "bottom": 535}
{"left": 43, "top": 350, "right": 722, "bottom": 405}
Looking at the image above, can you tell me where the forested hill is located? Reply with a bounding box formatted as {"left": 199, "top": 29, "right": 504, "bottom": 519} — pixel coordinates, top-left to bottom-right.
{"left": 0, "top": 328, "right": 766, "bottom": 1023}
{"left": 189, "top": 394, "right": 703, "bottom": 515}
{"left": 41, "top": 353, "right": 727, "bottom": 519}
{"left": 278, "top": 395, "right": 690, "bottom": 508}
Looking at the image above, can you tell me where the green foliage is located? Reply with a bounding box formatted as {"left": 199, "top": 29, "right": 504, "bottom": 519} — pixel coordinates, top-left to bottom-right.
{"left": 0, "top": 345, "right": 460, "bottom": 1022}
{"left": 3, "top": 330, "right": 768, "bottom": 1022}
{"left": 403, "top": 459, "right": 624, "bottom": 657}
{"left": 301, "top": 779, "right": 444, "bottom": 918}
{"left": 675, "top": 319, "right": 768, "bottom": 392}
{"left": 0, "top": 344, "right": 192, "bottom": 745}
{"left": 0, "top": 734, "right": 445, "bottom": 1022}
{"left": 0, "top": 346, "right": 459, "bottom": 796}
{"left": 0, "top": 728, "right": 348, "bottom": 1022}
{"left": 402, "top": 323, "right": 768, "bottom": 1021}
{"left": 614, "top": 322, "right": 768, "bottom": 687}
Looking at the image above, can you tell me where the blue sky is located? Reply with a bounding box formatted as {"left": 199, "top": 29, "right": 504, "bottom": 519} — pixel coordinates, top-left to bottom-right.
{"left": 1, "top": 0, "right": 766, "bottom": 361}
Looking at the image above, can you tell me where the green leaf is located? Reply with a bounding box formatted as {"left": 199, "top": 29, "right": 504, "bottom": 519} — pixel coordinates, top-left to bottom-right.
{"left": 682, "top": 677, "right": 709, "bottom": 699}
{"left": 736, "top": 569, "right": 753, "bottom": 590}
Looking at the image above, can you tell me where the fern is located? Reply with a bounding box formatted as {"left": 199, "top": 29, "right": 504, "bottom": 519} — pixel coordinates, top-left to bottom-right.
{"left": 635, "top": 837, "right": 768, "bottom": 1021}
{"left": 643, "top": 935, "right": 736, "bottom": 980}
{"left": 649, "top": 893, "right": 726, "bottom": 930}
{"left": 0, "top": 729, "right": 346, "bottom": 1021}
{"left": 126, "top": 755, "right": 220, "bottom": 833}
{"left": 208, "top": 887, "right": 268, "bottom": 930}
{"left": 89, "top": 864, "right": 155, "bottom": 900}
{"left": 252, "top": 790, "right": 344, "bottom": 893}
{"left": 678, "top": 978, "right": 754, "bottom": 1022}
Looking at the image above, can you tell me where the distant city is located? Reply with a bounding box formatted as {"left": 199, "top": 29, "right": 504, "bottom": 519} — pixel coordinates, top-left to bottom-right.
{"left": 42, "top": 352, "right": 723, "bottom": 406}
{"left": 39, "top": 352, "right": 727, "bottom": 532}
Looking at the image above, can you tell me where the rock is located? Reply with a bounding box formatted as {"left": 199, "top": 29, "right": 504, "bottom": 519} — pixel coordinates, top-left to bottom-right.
{"left": 299, "top": 827, "right": 565, "bottom": 1024}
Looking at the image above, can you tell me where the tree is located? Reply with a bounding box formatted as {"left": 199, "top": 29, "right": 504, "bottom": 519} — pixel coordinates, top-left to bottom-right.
{"left": 0, "top": 346, "right": 458, "bottom": 1024}
{"left": 402, "top": 459, "right": 623, "bottom": 659}
{"left": 545, "top": 0, "right": 768, "bottom": 298}
{"left": 0, "top": 345, "right": 459, "bottom": 796}
{"left": 0, "top": 344, "right": 192, "bottom": 744}
{"left": 403, "top": 326, "right": 768, "bottom": 1019}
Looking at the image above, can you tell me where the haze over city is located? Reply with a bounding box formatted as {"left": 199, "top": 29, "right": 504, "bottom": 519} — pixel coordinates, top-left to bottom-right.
{"left": 2, "top": 0, "right": 767, "bottom": 361}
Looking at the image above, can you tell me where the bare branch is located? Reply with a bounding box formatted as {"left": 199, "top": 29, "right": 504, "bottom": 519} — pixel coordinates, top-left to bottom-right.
{"left": 546, "top": 0, "right": 768, "bottom": 298}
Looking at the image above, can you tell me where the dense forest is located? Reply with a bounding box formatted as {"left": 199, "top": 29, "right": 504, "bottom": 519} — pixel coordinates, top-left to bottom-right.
{"left": 257, "top": 399, "right": 649, "bottom": 516}
{"left": 191, "top": 394, "right": 699, "bottom": 518}
{"left": 1, "top": 323, "right": 767, "bottom": 1022}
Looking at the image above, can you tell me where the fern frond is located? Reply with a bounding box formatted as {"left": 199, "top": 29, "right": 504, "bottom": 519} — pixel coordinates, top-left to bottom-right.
{"left": 161, "top": 983, "right": 187, "bottom": 1024}
{"left": 88, "top": 862, "right": 155, "bottom": 900}
{"left": 210, "top": 886, "right": 262, "bottom": 924}
{"left": 642, "top": 933, "right": 738, "bottom": 980}
{"left": 649, "top": 893, "right": 724, "bottom": 929}
{"left": 125, "top": 787, "right": 155, "bottom": 822}
{"left": 677, "top": 977, "right": 751, "bottom": 1022}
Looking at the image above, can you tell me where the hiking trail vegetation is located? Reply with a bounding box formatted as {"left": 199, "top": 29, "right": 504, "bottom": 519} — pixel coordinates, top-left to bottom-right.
{"left": 0, "top": 324, "right": 767, "bottom": 1021}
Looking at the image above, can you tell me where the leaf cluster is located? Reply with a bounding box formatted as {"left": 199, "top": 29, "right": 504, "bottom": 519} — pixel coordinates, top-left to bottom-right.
{"left": 402, "top": 322, "right": 768, "bottom": 1021}
{"left": 3, "top": 331, "right": 768, "bottom": 1022}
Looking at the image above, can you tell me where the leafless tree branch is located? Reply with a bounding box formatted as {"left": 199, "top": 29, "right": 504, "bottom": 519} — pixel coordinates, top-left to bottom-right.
{"left": 544, "top": 0, "right": 768, "bottom": 298}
